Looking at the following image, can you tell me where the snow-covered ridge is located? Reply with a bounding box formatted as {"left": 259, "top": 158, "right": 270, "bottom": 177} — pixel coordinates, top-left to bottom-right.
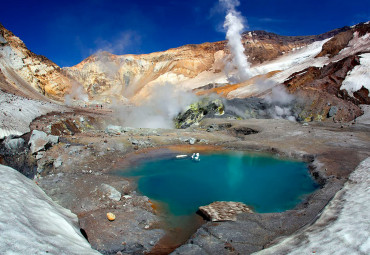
{"left": 0, "top": 164, "right": 101, "bottom": 255}
{"left": 255, "top": 157, "right": 370, "bottom": 255}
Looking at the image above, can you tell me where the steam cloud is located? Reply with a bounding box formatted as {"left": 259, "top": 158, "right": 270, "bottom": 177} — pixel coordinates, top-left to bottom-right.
{"left": 114, "top": 83, "right": 197, "bottom": 129}
{"left": 221, "top": 0, "right": 252, "bottom": 83}
{"left": 64, "top": 82, "right": 89, "bottom": 106}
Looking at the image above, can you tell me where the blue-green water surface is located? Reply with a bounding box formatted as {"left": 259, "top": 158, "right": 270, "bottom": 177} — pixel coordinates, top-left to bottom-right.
{"left": 117, "top": 152, "right": 318, "bottom": 216}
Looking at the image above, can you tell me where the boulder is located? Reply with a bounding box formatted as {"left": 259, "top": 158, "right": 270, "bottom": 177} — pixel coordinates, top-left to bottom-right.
{"left": 198, "top": 201, "right": 253, "bottom": 222}
{"left": 53, "top": 156, "right": 63, "bottom": 168}
{"left": 105, "top": 125, "right": 123, "bottom": 134}
{"left": 4, "top": 136, "right": 25, "bottom": 152}
{"left": 28, "top": 130, "right": 59, "bottom": 154}
{"left": 328, "top": 106, "right": 338, "bottom": 117}
{"left": 99, "top": 184, "right": 121, "bottom": 201}
{"left": 175, "top": 98, "right": 224, "bottom": 129}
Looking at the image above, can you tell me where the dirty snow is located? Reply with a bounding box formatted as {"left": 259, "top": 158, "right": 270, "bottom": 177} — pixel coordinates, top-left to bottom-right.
{"left": 356, "top": 105, "right": 370, "bottom": 124}
{"left": 337, "top": 32, "right": 370, "bottom": 60}
{"left": 0, "top": 164, "right": 101, "bottom": 255}
{"left": 341, "top": 53, "right": 370, "bottom": 96}
{"left": 0, "top": 92, "right": 64, "bottom": 139}
{"left": 255, "top": 157, "right": 370, "bottom": 255}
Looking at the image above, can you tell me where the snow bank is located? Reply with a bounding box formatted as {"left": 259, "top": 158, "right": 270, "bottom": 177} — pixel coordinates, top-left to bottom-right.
{"left": 255, "top": 157, "right": 370, "bottom": 255}
{"left": 0, "top": 164, "right": 101, "bottom": 255}
{"left": 251, "top": 39, "right": 330, "bottom": 81}
{"left": 0, "top": 92, "right": 64, "bottom": 139}
{"left": 341, "top": 53, "right": 370, "bottom": 96}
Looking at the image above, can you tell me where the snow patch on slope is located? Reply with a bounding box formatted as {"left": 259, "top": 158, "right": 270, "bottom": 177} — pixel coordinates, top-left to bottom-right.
{"left": 337, "top": 32, "right": 370, "bottom": 59}
{"left": 0, "top": 164, "right": 101, "bottom": 255}
{"left": 0, "top": 92, "right": 64, "bottom": 139}
{"left": 251, "top": 39, "right": 330, "bottom": 80}
{"left": 255, "top": 157, "right": 370, "bottom": 255}
{"left": 341, "top": 53, "right": 370, "bottom": 96}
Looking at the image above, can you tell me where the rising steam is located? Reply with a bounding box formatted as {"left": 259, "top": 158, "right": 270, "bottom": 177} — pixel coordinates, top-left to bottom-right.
{"left": 64, "top": 82, "right": 89, "bottom": 106}
{"left": 221, "top": 0, "right": 252, "bottom": 83}
{"left": 114, "top": 83, "right": 197, "bottom": 129}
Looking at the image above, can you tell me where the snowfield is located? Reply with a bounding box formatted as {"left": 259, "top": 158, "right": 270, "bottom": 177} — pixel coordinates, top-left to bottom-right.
{"left": 0, "top": 164, "right": 101, "bottom": 255}
{"left": 0, "top": 92, "right": 65, "bottom": 139}
{"left": 341, "top": 53, "right": 370, "bottom": 96}
{"left": 255, "top": 157, "right": 370, "bottom": 255}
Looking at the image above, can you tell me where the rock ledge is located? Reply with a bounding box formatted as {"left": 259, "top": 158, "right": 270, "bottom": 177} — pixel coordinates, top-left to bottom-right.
{"left": 199, "top": 201, "right": 253, "bottom": 222}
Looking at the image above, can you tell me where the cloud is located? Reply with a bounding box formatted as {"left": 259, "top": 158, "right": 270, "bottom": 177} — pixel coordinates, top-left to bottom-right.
{"left": 92, "top": 30, "right": 141, "bottom": 55}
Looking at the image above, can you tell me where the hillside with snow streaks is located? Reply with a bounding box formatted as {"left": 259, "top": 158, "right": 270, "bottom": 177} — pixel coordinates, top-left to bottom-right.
{"left": 341, "top": 53, "right": 370, "bottom": 96}
{"left": 0, "top": 164, "right": 101, "bottom": 255}
{"left": 256, "top": 157, "right": 370, "bottom": 255}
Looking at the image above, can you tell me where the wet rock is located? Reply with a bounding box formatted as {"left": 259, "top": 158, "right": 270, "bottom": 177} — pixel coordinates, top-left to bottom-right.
{"left": 4, "top": 136, "right": 24, "bottom": 153}
{"left": 198, "top": 201, "right": 253, "bottom": 222}
{"left": 100, "top": 183, "right": 121, "bottom": 201}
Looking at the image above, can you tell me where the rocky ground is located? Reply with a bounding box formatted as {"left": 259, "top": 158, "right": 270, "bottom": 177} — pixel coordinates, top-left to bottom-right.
{"left": 1, "top": 105, "right": 369, "bottom": 255}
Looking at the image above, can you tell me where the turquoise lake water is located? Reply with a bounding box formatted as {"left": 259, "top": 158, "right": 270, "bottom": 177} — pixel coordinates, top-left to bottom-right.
{"left": 117, "top": 152, "right": 318, "bottom": 216}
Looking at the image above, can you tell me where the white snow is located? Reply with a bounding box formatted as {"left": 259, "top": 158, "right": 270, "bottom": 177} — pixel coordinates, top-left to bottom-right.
{"left": 337, "top": 32, "right": 370, "bottom": 59}
{"left": 0, "top": 164, "right": 101, "bottom": 255}
{"left": 341, "top": 53, "right": 370, "bottom": 96}
{"left": 226, "top": 39, "right": 330, "bottom": 98}
{"left": 255, "top": 157, "right": 370, "bottom": 255}
{"left": 0, "top": 92, "right": 64, "bottom": 139}
{"left": 250, "top": 39, "right": 330, "bottom": 80}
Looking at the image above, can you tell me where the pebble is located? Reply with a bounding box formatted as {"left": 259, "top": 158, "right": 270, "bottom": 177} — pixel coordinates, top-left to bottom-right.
{"left": 107, "top": 212, "right": 116, "bottom": 221}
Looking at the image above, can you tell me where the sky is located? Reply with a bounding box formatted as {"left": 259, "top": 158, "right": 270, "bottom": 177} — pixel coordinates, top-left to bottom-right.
{"left": 1, "top": 0, "right": 369, "bottom": 67}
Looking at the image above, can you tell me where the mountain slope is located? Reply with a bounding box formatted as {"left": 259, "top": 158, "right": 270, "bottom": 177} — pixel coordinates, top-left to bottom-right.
{"left": 64, "top": 27, "right": 349, "bottom": 104}
{"left": 0, "top": 23, "right": 74, "bottom": 101}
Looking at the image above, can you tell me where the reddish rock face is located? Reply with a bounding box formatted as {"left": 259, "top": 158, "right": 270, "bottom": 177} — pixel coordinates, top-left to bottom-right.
{"left": 284, "top": 55, "right": 367, "bottom": 122}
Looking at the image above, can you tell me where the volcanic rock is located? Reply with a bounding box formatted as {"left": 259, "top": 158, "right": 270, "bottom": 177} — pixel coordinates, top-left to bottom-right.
{"left": 199, "top": 201, "right": 253, "bottom": 222}
{"left": 28, "top": 130, "right": 59, "bottom": 154}
{"left": 3, "top": 136, "right": 24, "bottom": 153}
{"left": 99, "top": 183, "right": 122, "bottom": 201}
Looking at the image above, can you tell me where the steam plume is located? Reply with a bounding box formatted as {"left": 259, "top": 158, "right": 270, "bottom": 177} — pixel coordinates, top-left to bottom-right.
{"left": 114, "top": 83, "right": 197, "bottom": 129}
{"left": 221, "top": 0, "right": 252, "bottom": 83}
{"left": 64, "top": 82, "right": 89, "bottom": 106}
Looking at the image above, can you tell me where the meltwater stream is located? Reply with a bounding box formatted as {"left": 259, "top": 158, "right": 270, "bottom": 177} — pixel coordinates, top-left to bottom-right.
{"left": 117, "top": 151, "right": 318, "bottom": 215}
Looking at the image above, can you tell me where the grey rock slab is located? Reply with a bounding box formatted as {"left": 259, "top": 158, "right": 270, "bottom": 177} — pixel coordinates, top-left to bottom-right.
{"left": 328, "top": 106, "right": 338, "bottom": 117}
{"left": 171, "top": 244, "right": 208, "bottom": 255}
{"left": 99, "top": 183, "right": 121, "bottom": 201}
{"left": 53, "top": 156, "right": 63, "bottom": 168}
{"left": 105, "top": 125, "right": 123, "bottom": 134}
{"left": 4, "top": 136, "right": 25, "bottom": 152}
{"left": 28, "top": 130, "right": 59, "bottom": 154}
